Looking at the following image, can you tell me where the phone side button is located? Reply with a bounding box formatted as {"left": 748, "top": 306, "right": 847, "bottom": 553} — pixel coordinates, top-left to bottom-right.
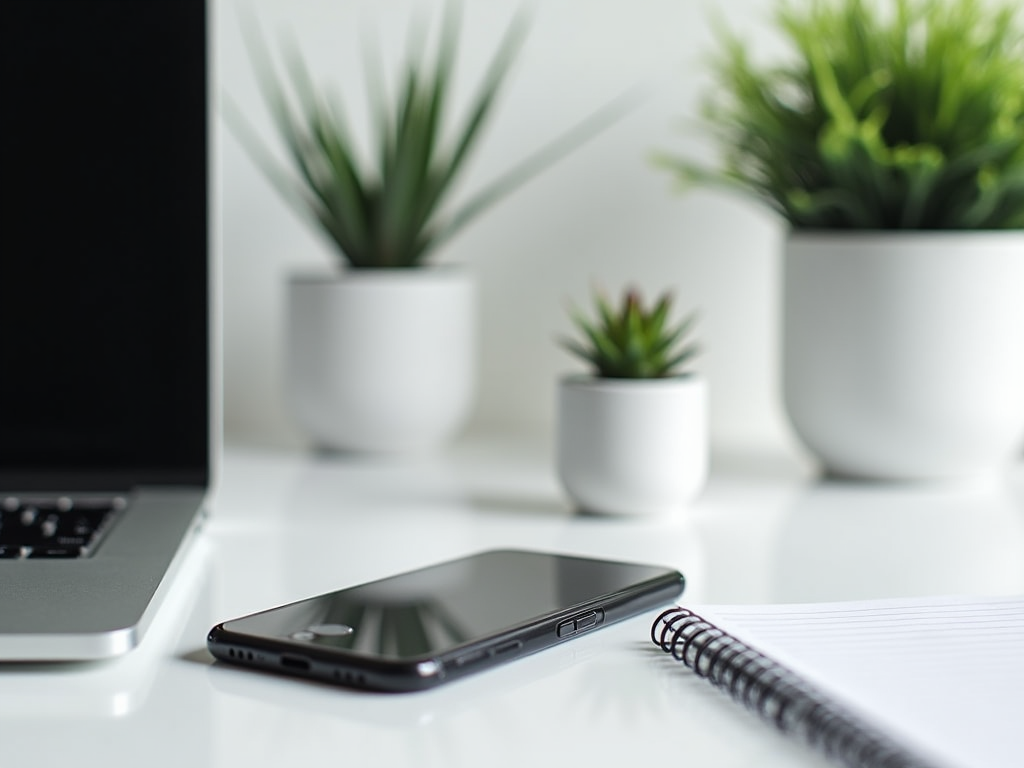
{"left": 556, "top": 619, "right": 577, "bottom": 638}
{"left": 455, "top": 649, "right": 487, "bottom": 667}
{"left": 576, "top": 609, "right": 605, "bottom": 631}
{"left": 493, "top": 640, "right": 522, "bottom": 656}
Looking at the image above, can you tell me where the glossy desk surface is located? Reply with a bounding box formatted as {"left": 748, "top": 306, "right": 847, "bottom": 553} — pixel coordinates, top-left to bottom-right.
{"left": 5, "top": 437, "right": 1023, "bottom": 767}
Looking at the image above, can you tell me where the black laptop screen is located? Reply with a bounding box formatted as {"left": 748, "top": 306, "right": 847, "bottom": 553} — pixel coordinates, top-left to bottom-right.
{"left": 0, "top": 0, "right": 209, "bottom": 488}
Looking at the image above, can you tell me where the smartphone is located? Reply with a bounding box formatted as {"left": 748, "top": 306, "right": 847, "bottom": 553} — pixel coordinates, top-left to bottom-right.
{"left": 207, "top": 549, "right": 684, "bottom": 692}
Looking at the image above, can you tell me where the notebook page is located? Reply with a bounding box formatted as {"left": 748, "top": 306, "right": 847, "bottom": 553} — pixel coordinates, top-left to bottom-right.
{"left": 693, "top": 595, "right": 1024, "bottom": 768}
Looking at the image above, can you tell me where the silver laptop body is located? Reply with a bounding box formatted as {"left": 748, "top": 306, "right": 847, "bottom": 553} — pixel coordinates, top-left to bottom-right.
{"left": 0, "top": 0, "right": 211, "bottom": 661}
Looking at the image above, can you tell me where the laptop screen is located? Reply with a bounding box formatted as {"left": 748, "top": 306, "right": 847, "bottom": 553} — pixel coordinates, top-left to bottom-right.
{"left": 0, "top": 0, "right": 209, "bottom": 488}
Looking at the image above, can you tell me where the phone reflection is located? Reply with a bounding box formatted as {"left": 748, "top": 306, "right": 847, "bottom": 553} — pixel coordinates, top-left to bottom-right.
{"left": 208, "top": 615, "right": 683, "bottom": 768}
{"left": 288, "top": 599, "right": 471, "bottom": 657}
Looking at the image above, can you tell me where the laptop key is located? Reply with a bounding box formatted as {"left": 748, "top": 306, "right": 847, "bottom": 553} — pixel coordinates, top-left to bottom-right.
{"left": 28, "top": 546, "right": 81, "bottom": 559}
{"left": 0, "top": 500, "right": 118, "bottom": 559}
{"left": 41, "top": 514, "right": 60, "bottom": 538}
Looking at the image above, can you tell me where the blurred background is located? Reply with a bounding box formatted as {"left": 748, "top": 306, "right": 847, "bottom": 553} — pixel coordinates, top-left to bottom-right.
{"left": 215, "top": 0, "right": 800, "bottom": 454}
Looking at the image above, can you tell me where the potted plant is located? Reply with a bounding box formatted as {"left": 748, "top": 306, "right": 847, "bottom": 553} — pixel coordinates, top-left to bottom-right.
{"left": 556, "top": 288, "right": 706, "bottom": 516}
{"left": 229, "top": 6, "right": 626, "bottom": 453}
{"left": 660, "top": 0, "right": 1024, "bottom": 481}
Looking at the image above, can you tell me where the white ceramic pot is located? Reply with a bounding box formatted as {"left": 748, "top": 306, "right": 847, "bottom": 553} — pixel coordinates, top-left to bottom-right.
{"left": 783, "top": 231, "right": 1024, "bottom": 481}
{"left": 286, "top": 268, "right": 475, "bottom": 453}
{"left": 556, "top": 375, "right": 708, "bottom": 516}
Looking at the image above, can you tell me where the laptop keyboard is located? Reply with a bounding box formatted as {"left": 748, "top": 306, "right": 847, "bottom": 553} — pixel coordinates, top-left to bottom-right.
{"left": 0, "top": 497, "right": 124, "bottom": 559}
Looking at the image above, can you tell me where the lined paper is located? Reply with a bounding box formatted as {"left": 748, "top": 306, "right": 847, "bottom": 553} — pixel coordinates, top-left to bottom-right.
{"left": 693, "top": 596, "right": 1024, "bottom": 768}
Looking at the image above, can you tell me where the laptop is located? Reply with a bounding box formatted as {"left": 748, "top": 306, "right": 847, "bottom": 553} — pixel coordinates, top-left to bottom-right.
{"left": 0, "top": 0, "right": 212, "bottom": 660}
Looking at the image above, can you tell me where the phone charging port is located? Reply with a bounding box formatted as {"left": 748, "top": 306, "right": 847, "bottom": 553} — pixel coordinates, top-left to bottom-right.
{"left": 280, "top": 654, "right": 310, "bottom": 671}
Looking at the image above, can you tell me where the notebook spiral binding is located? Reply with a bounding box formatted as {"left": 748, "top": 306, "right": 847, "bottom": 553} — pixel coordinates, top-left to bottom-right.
{"left": 651, "top": 607, "right": 933, "bottom": 768}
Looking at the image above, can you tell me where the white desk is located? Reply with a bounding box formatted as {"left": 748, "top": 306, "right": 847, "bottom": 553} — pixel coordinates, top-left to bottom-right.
{"left": 5, "top": 437, "right": 1023, "bottom": 767}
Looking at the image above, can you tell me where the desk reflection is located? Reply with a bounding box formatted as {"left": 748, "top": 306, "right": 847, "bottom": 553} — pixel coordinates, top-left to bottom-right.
{"left": 770, "top": 477, "right": 1024, "bottom": 601}
{"left": 0, "top": 540, "right": 215, "bottom": 767}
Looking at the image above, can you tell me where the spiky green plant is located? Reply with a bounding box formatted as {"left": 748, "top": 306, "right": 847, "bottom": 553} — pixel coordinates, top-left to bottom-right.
{"left": 659, "top": 0, "right": 1024, "bottom": 229}
{"left": 227, "top": 5, "right": 629, "bottom": 268}
{"left": 562, "top": 289, "right": 699, "bottom": 379}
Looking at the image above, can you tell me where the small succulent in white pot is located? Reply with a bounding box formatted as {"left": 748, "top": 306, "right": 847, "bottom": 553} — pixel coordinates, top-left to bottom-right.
{"left": 229, "top": 4, "right": 628, "bottom": 452}
{"left": 557, "top": 288, "right": 707, "bottom": 517}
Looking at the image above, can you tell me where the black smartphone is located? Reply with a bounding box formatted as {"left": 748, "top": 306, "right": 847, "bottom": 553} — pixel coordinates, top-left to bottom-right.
{"left": 207, "top": 549, "right": 684, "bottom": 692}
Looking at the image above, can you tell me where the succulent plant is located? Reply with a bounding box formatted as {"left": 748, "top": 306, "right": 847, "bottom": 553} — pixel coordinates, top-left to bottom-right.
{"left": 228, "top": 4, "right": 630, "bottom": 268}
{"left": 659, "top": 0, "right": 1024, "bottom": 230}
{"left": 562, "top": 289, "right": 699, "bottom": 379}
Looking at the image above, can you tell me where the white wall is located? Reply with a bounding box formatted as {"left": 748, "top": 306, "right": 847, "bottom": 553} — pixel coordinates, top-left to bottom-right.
{"left": 216, "top": 0, "right": 801, "bottom": 454}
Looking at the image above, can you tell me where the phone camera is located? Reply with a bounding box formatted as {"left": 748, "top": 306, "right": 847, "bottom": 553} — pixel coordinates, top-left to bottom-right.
{"left": 307, "top": 623, "right": 354, "bottom": 637}
{"left": 290, "top": 623, "right": 354, "bottom": 642}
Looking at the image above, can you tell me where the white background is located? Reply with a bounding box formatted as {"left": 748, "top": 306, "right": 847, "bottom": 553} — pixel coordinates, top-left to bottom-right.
{"left": 215, "top": 0, "right": 801, "bottom": 453}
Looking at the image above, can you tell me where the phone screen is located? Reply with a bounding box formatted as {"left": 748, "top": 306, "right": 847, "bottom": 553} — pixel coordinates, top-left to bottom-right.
{"left": 209, "top": 549, "right": 684, "bottom": 690}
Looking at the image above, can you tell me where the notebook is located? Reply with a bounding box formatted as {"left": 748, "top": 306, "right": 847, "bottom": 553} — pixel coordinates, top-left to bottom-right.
{"left": 652, "top": 595, "right": 1024, "bottom": 768}
{"left": 0, "top": 0, "right": 211, "bottom": 660}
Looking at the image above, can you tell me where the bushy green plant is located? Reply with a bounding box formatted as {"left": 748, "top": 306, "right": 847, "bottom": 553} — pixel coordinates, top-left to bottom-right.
{"left": 660, "top": 0, "right": 1024, "bottom": 229}
{"left": 229, "top": 5, "right": 627, "bottom": 268}
{"left": 562, "top": 289, "right": 699, "bottom": 379}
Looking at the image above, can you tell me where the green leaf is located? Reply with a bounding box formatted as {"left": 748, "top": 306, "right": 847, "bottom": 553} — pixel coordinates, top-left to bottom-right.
{"left": 562, "top": 288, "right": 700, "bottom": 379}
{"left": 661, "top": 0, "right": 1024, "bottom": 229}
{"left": 430, "top": 89, "right": 640, "bottom": 255}
{"left": 434, "top": 8, "right": 529, "bottom": 202}
{"left": 230, "top": 2, "right": 626, "bottom": 267}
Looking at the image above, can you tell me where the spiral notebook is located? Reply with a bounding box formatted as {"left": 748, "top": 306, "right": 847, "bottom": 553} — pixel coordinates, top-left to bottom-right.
{"left": 651, "top": 595, "right": 1024, "bottom": 768}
